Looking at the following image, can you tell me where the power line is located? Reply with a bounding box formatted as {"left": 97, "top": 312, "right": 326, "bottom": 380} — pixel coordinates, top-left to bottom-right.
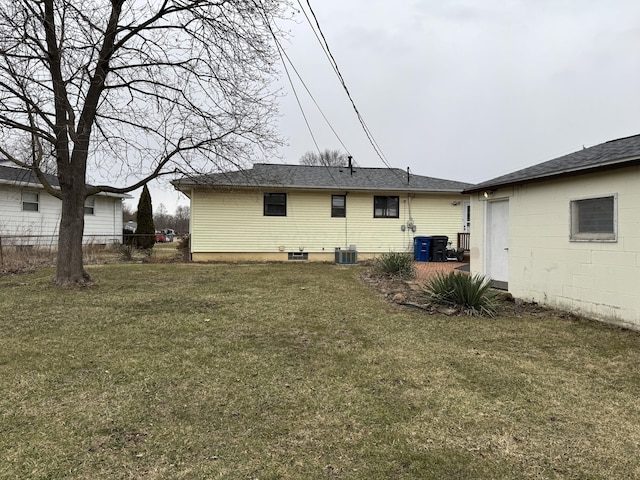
{"left": 262, "top": 9, "right": 341, "bottom": 186}
{"left": 276, "top": 43, "right": 351, "bottom": 156}
{"left": 299, "top": 0, "right": 398, "bottom": 173}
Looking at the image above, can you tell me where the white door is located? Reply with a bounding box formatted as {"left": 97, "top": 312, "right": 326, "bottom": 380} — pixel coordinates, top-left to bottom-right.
{"left": 486, "top": 200, "right": 509, "bottom": 284}
{"left": 462, "top": 200, "right": 471, "bottom": 232}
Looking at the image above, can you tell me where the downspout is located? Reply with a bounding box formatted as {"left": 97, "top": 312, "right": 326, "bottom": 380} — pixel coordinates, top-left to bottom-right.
{"left": 344, "top": 191, "right": 349, "bottom": 248}
{"left": 406, "top": 193, "right": 415, "bottom": 251}
{"left": 189, "top": 187, "right": 194, "bottom": 260}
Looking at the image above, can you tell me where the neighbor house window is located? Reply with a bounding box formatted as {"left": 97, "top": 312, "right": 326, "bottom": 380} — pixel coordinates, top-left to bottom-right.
{"left": 22, "top": 192, "right": 39, "bottom": 212}
{"left": 374, "top": 196, "right": 399, "bottom": 218}
{"left": 264, "top": 193, "right": 287, "bottom": 216}
{"left": 84, "top": 197, "right": 95, "bottom": 215}
{"left": 331, "top": 195, "right": 346, "bottom": 217}
{"left": 570, "top": 195, "right": 616, "bottom": 242}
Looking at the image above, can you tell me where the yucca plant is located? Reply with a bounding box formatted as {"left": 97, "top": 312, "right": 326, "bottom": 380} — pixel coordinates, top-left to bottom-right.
{"left": 423, "top": 271, "right": 498, "bottom": 317}
{"left": 371, "top": 251, "right": 416, "bottom": 279}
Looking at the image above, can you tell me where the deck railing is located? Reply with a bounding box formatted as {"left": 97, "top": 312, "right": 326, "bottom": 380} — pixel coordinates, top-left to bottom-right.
{"left": 457, "top": 232, "right": 470, "bottom": 251}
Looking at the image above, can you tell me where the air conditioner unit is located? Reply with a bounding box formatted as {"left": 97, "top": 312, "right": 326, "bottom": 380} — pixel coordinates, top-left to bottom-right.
{"left": 335, "top": 247, "right": 358, "bottom": 265}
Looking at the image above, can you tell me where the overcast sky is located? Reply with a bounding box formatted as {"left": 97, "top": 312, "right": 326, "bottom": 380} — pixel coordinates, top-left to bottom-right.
{"left": 144, "top": 0, "right": 640, "bottom": 212}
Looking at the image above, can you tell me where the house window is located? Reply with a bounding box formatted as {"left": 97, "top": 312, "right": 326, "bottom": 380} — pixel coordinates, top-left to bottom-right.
{"left": 22, "top": 192, "right": 39, "bottom": 212}
{"left": 84, "top": 197, "right": 95, "bottom": 215}
{"left": 374, "top": 196, "right": 399, "bottom": 218}
{"left": 264, "top": 193, "right": 287, "bottom": 216}
{"left": 570, "top": 195, "right": 616, "bottom": 241}
{"left": 331, "top": 195, "right": 346, "bottom": 217}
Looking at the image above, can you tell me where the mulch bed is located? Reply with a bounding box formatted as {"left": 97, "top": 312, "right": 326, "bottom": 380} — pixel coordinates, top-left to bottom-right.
{"left": 360, "top": 269, "right": 572, "bottom": 319}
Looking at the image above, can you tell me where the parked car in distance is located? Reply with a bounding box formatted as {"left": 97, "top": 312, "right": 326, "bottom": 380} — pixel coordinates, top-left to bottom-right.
{"left": 163, "top": 229, "right": 175, "bottom": 242}
{"left": 154, "top": 229, "right": 175, "bottom": 243}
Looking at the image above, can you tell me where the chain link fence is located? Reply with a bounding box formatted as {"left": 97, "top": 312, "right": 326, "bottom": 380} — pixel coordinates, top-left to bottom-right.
{"left": 0, "top": 234, "right": 121, "bottom": 273}
{"left": 0, "top": 233, "right": 189, "bottom": 274}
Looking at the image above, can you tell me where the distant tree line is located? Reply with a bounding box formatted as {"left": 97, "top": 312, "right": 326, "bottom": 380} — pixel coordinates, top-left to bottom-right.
{"left": 299, "top": 149, "right": 356, "bottom": 167}
{"left": 123, "top": 203, "right": 190, "bottom": 235}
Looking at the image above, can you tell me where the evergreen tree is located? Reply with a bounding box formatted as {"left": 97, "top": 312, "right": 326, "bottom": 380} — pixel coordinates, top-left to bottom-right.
{"left": 135, "top": 185, "right": 155, "bottom": 249}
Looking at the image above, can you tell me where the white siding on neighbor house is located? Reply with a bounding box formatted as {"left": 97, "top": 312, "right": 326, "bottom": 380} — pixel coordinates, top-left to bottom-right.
{"left": 84, "top": 195, "right": 124, "bottom": 243}
{"left": 470, "top": 165, "right": 640, "bottom": 329}
{"left": 191, "top": 189, "right": 466, "bottom": 256}
{"left": 0, "top": 185, "right": 62, "bottom": 237}
{"left": 0, "top": 184, "right": 124, "bottom": 244}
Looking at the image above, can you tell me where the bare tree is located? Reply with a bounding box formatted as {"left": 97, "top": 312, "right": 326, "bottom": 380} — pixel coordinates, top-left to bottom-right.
{"left": 0, "top": 0, "right": 289, "bottom": 286}
{"left": 153, "top": 203, "right": 171, "bottom": 230}
{"left": 174, "top": 205, "right": 190, "bottom": 235}
{"left": 299, "top": 149, "right": 354, "bottom": 167}
{"left": 122, "top": 202, "right": 136, "bottom": 223}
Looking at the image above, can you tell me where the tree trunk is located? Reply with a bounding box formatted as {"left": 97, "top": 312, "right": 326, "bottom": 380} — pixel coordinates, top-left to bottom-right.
{"left": 54, "top": 186, "right": 91, "bottom": 286}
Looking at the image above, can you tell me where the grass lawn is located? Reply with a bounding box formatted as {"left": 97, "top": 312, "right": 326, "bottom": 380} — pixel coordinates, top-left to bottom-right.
{"left": 1, "top": 263, "right": 640, "bottom": 479}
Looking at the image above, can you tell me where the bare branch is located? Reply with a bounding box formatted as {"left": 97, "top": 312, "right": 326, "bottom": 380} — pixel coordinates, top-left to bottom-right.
{"left": 0, "top": 0, "right": 291, "bottom": 283}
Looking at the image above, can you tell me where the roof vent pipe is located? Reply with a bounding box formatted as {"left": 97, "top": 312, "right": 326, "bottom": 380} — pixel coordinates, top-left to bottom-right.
{"left": 407, "top": 167, "right": 410, "bottom": 184}
{"left": 348, "top": 155, "right": 354, "bottom": 175}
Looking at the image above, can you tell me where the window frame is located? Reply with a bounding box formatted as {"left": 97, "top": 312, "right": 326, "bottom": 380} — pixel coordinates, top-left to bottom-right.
{"left": 263, "top": 192, "right": 287, "bottom": 217}
{"left": 331, "top": 194, "right": 346, "bottom": 218}
{"left": 373, "top": 195, "right": 400, "bottom": 218}
{"left": 84, "top": 196, "right": 96, "bottom": 215}
{"left": 22, "top": 191, "right": 39, "bottom": 212}
{"left": 569, "top": 194, "right": 617, "bottom": 242}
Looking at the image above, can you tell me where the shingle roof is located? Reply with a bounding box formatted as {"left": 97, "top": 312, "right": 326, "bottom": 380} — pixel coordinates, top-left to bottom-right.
{"left": 0, "top": 164, "right": 59, "bottom": 187}
{"left": 172, "top": 163, "right": 472, "bottom": 193}
{"left": 465, "top": 134, "right": 640, "bottom": 193}
{"left": 0, "top": 163, "right": 131, "bottom": 198}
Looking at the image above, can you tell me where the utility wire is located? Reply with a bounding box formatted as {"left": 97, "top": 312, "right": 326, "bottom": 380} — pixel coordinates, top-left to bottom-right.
{"left": 276, "top": 42, "right": 351, "bottom": 156}
{"left": 279, "top": 46, "right": 321, "bottom": 155}
{"left": 299, "top": 0, "right": 399, "bottom": 174}
{"left": 261, "top": 8, "right": 341, "bottom": 186}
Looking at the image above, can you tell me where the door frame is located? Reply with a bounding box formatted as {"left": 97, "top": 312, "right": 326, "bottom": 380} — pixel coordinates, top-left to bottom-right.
{"left": 484, "top": 198, "right": 509, "bottom": 290}
{"left": 462, "top": 199, "right": 471, "bottom": 233}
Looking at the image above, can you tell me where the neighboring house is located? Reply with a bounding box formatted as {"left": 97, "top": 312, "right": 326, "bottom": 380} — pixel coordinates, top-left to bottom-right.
{"left": 465, "top": 134, "right": 640, "bottom": 330}
{"left": 171, "top": 163, "right": 472, "bottom": 262}
{"left": 0, "top": 163, "right": 130, "bottom": 245}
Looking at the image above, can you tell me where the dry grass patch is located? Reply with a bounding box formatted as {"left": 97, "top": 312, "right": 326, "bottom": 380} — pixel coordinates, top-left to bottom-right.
{"left": 1, "top": 263, "right": 640, "bottom": 479}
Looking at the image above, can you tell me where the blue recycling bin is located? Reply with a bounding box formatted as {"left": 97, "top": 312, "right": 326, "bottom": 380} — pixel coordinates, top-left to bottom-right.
{"left": 413, "top": 236, "right": 431, "bottom": 262}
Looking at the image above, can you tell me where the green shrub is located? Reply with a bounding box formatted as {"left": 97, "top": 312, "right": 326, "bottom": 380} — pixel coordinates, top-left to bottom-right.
{"left": 423, "top": 271, "right": 498, "bottom": 317}
{"left": 371, "top": 251, "right": 416, "bottom": 279}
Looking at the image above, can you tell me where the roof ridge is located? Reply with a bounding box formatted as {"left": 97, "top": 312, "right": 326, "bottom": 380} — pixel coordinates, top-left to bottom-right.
{"left": 604, "top": 133, "right": 640, "bottom": 144}
{"left": 465, "top": 132, "right": 640, "bottom": 193}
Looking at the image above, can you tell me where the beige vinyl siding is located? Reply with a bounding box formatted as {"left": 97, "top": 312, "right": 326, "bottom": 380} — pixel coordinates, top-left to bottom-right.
{"left": 191, "top": 188, "right": 466, "bottom": 255}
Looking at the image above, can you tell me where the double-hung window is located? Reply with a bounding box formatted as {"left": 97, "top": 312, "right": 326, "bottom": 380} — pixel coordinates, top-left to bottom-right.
{"left": 373, "top": 196, "right": 399, "bottom": 218}
{"left": 570, "top": 195, "right": 617, "bottom": 242}
{"left": 22, "top": 191, "right": 39, "bottom": 212}
{"left": 264, "top": 193, "right": 287, "bottom": 216}
{"left": 84, "top": 197, "right": 95, "bottom": 215}
{"left": 331, "top": 195, "right": 346, "bottom": 218}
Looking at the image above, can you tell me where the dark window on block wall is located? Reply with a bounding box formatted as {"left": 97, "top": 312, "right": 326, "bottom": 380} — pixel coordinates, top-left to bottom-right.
{"left": 570, "top": 195, "right": 616, "bottom": 242}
